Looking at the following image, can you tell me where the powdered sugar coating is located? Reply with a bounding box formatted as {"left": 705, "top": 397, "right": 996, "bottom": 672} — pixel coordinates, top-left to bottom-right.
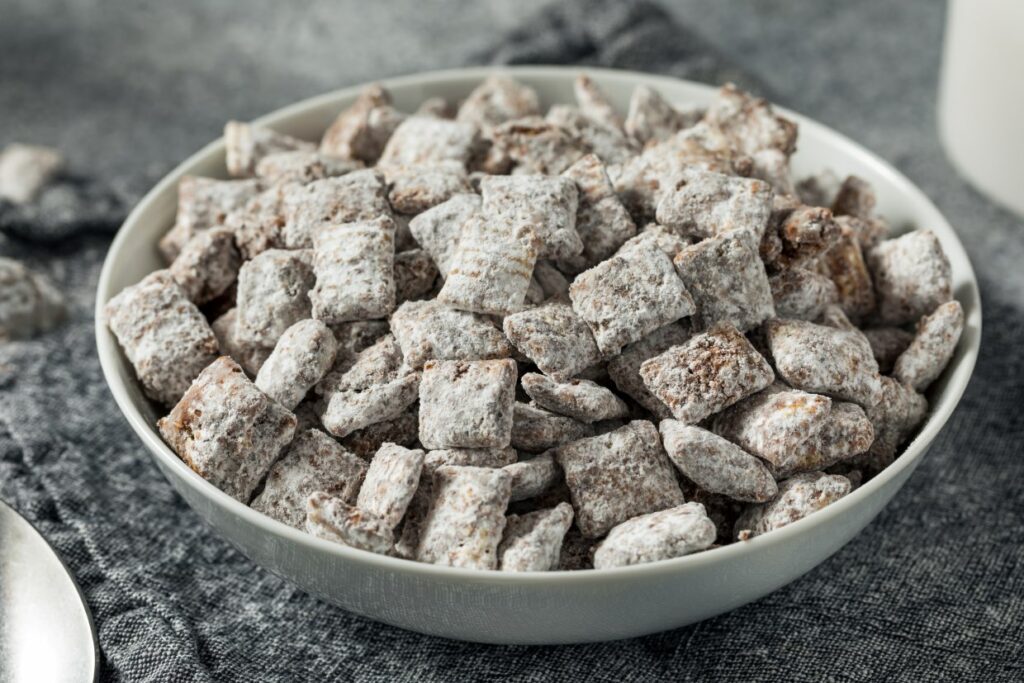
{"left": 766, "top": 402, "right": 873, "bottom": 479}
{"left": 854, "top": 377, "right": 928, "bottom": 472}
{"left": 407, "top": 193, "right": 480, "bottom": 278}
{"left": 210, "top": 308, "right": 270, "bottom": 377}
{"left": 593, "top": 502, "right": 717, "bottom": 569}
{"left": 734, "top": 472, "right": 851, "bottom": 539}
{"left": 570, "top": 243, "right": 696, "bottom": 356}
{"left": 510, "top": 403, "right": 594, "bottom": 454}
{"left": 555, "top": 420, "right": 684, "bottom": 538}
{"left": 606, "top": 322, "right": 691, "bottom": 418}
{"left": 378, "top": 116, "right": 479, "bottom": 168}
{"left": 0, "top": 143, "right": 62, "bottom": 204}
{"left": 418, "top": 359, "right": 517, "bottom": 449}
{"left": 831, "top": 175, "right": 876, "bottom": 220}
{"left": 342, "top": 408, "right": 419, "bottom": 460}
{"left": 532, "top": 261, "right": 571, "bottom": 300}
{"left": 659, "top": 421, "right": 777, "bottom": 503}
{"left": 158, "top": 357, "right": 296, "bottom": 501}
{"left": 305, "top": 492, "right": 393, "bottom": 554}
{"left": 520, "top": 373, "right": 629, "bottom": 423}
{"left": 437, "top": 214, "right": 539, "bottom": 316}
{"left": 224, "top": 122, "right": 315, "bottom": 177}
{"left": 624, "top": 85, "right": 694, "bottom": 146}
{"left": 766, "top": 318, "right": 883, "bottom": 408}
{"left": 617, "top": 224, "right": 692, "bottom": 261}
{"left": 168, "top": 227, "right": 241, "bottom": 305}
{"left": 310, "top": 216, "right": 396, "bottom": 324}
{"left": 892, "top": 301, "right": 964, "bottom": 392}
{"left": 574, "top": 74, "right": 624, "bottom": 131}
{"left": 640, "top": 322, "right": 774, "bottom": 424}
{"left": 673, "top": 228, "right": 775, "bottom": 332}
{"left": 254, "top": 149, "right": 362, "bottom": 186}
{"left": 0, "top": 257, "right": 65, "bottom": 341}
{"left": 480, "top": 174, "right": 582, "bottom": 260}
{"left": 415, "top": 465, "right": 512, "bottom": 569}
{"left": 546, "top": 105, "right": 637, "bottom": 167}
{"left": 316, "top": 333, "right": 405, "bottom": 398}
{"left": 160, "top": 176, "right": 261, "bottom": 261}
{"left": 320, "top": 371, "right": 420, "bottom": 439}
{"left": 250, "top": 428, "right": 367, "bottom": 528}
{"left": 281, "top": 170, "right": 391, "bottom": 249}
{"left": 556, "top": 154, "right": 637, "bottom": 273}
{"left": 457, "top": 75, "right": 541, "bottom": 130}
{"left": 712, "top": 383, "right": 832, "bottom": 469}
{"left": 105, "top": 270, "right": 220, "bottom": 405}
{"left": 393, "top": 249, "right": 439, "bottom": 304}
{"left": 498, "top": 503, "right": 574, "bottom": 572}
{"left": 255, "top": 319, "right": 337, "bottom": 410}
{"left": 225, "top": 185, "right": 290, "bottom": 260}
{"left": 863, "top": 326, "right": 915, "bottom": 374}
{"left": 704, "top": 83, "right": 797, "bottom": 157}
{"left": 390, "top": 299, "right": 510, "bottom": 370}
{"left": 819, "top": 222, "right": 876, "bottom": 321}
{"left": 318, "top": 84, "right": 397, "bottom": 163}
{"left": 503, "top": 300, "right": 601, "bottom": 381}
{"left": 503, "top": 452, "right": 562, "bottom": 502}
{"left": 769, "top": 205, "right": 841, "bottom": 271}
{"left": 868, "top": 230, "right": 953, "bottom": 326}
{"left": 356, "top": 443, "right": 425, "bottom": 529}
{"left": 768, "top": 268, "right": 839, "bottom": 321}
{"left": 655, "top": 169, "right": 773, "bottom": 240}
{"left": 489, "top": 117, "right": 587, "bottom": 176}
{"left": 386, "top": 162, "right": 472, "bottom": 215}
{"left": 234, "top": 248, "right": 314, "bottom": 348}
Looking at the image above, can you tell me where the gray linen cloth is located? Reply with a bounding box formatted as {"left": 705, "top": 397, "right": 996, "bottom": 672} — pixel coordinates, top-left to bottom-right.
{"left": 1, "top": 0, "right": 1022, "bottom": 680}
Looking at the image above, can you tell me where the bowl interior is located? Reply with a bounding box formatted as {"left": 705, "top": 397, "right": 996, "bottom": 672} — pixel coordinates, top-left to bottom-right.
{"left": 95, "top": 66, "right": 981, "bottom": 583}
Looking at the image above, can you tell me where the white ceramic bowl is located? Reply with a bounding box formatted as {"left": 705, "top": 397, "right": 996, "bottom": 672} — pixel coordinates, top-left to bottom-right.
{"left": 95, "top": 66, "right": 981, "bottom": 645}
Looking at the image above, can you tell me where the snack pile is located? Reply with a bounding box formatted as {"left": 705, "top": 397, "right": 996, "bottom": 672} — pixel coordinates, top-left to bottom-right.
{"left": 105, "top": 75, "right": 964, "bottom": 571}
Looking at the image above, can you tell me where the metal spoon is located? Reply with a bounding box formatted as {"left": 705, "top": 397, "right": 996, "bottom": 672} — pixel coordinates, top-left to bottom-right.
{"left": 0, "top": 500, "right": 98, "bottom": 682}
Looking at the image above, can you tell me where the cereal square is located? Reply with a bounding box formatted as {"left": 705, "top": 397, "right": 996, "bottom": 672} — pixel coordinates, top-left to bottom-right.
{"left": 606, "top": 322, "right": 691, "bottom": 418}
{"left": 390, "top": 299, "right": 510, "bottom": 370}
{"left": 319, "top": 84, "right": 404, "bottom": 164}
{"left": 234, "top": 248, "right": 315, "bottom": 348}
{"left": 356, "top": 443, "right": 425, "bottom": 529}
{"left": 555, "top": 420, "right": 684, "bottom": 538}
{"left": 320, "top": 372, "right": 420, "bottom": 438}
{"left": 569, "top": 243, "right": 695, "bottom": 356}
{"left": 639, "top": 322, "right": 774, "bottom": 423}
{"left": 457, "top": 75, "right": 541, "bottom": 130}
{"left": 305, "top": 492, "right": 394, "bottom": 554}
{"left": 280, "top": 169, "right": 391, "bottom": 249}
{"left": 510, "top": 402, "right": 594, "bottom": 454}
{"left": 655, "top": 169, "right": 773, "bottom": 240}
{"left": 867, "top": 229, "right": 953, "bottom": 326}
{"left": 734, "top": 472, "right": 851, "bottom": 540}
{"left": 158, "top": 357, "right": 297, "bottom": 502}
{"left": 673, "top": 228, "right": 775, "bottom": 332}
{"left": 520, "top": 373, "right": 629, "bottom": 423}
{"left": 160, "top": 176, "right": 261, "bottom": 261}
{"left": 498, "top": 503, "right": 574, "bottom": 572}
{"left": 418, "top": 359, "right": 517, "bottom": 449}
{"left": 250, "top": 428, "right": 368, "bottom": 528}
{"left": 210, "top": 308, "right": 271, "bottom": 377}
{"left": 593, "top": 502, "right": 717, "bottom": 569}
{"left": 105, "top": 270, "right": 220, "bottom": 406}
{"left": 503, "top": 452, "right": 563, "bottom": 501}
{"left": 624, "top": 85, "right": 697, "bottom": 145}
{"left": 406, "top": 193, "right": 480, "bottom": 277}
{"left": 546, "top": 105, "right": 636, "bottom": 167}
{"left": 224, "top": 121, "right": 314, "bottom": 177}
{"left": 768, "top": 268, "right": 838, "bottom": 321}
{"left": 168, "top": 227, "right": 242, "bottom": 305}
{"left": 310, "top": 216, "right": 396, "bottom": 324}
{"left": 557, "top": 154, "right": 637, "bottom": 272}
{"left": 892, "top": 300, "right": 964, "bottom": 392}
{"left": 503, "top": 300, "right": 601, "bottom": 381}
{"left": 386, "top": 162, "right": 472, "bottom": 215}
{"left": 480, "top": 174, "right": 582, "bottom": 260}
{"left": 378, "top": 116, "right": 479, "bottom": 168}
{"left": 255, "top": 319, "right": 338, "bottom": 410}
{"left": 393, "top": 249, "right": 439, "bottom": 304}
{"left": 489, "top": 117, "right": 587, "bottom": 176}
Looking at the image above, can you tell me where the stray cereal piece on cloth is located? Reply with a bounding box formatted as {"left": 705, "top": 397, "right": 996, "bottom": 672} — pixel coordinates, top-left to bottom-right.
{"left": 893, "top": 301, "right": 965, "bottom": 392}
{"left": 593, "top": 502, "right": 717, "bottom": 569}
{"left": 498, "top": 503, "right": 574, "bottom": 572}
{"left": 255, "top": 319, "right": 337, "bottom": 411}
{"left": 520, "top": 373, "right": 629, "bottom": 423}
{"left": 766, "top": 318, "right": 883, "bottom": 408}
{"left": 251, "top": 429, "right": 368, "bottom": 528}
{"left": 416, "top": 465, "right": 513, "bottom": 569}
{"left": 158, "top": 357, "right": 297, "bottom": 502}
{"left": 104, "top": 270, "right": 220, "bottom": 406}
{"left": 569, "top": 242, "right": 695, "bottom": 356}
{"left": 418, "top": 358, "right": 517, "bottom": 449}
{"left": 659, "top": 421, "right": 777, "bottom": 502}
{"left": 640, "top": 322, "right": 774, "bottom": 424}
{"left": 0, "top": 256, "right": 65, "bottom": 341}
{"left": 0, "top": 143, "right": 63, "bottom": 204}
{"left": 867, "top": 229, "right": 953, "bottom": 326}
{"left": 734, "top": 471, "right": 851, "bottom": 540}
{"left": 555, "top": 420, "right": 684, "bottom": 538}
{"left": 503, "top": 300, "right": 602, "bottom": 381}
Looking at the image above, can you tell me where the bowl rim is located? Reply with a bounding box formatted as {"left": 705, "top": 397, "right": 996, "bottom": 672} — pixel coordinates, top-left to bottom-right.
{"left": 95, "top": 64, "right": 981, "bottom": 586}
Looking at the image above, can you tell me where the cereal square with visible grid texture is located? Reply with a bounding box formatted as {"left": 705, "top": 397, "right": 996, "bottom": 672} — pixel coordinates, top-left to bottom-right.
{"left": 158, "top": 357, "right": 296, "bottom": 502}
{"left": 437, "top": 214, "right": 539, "bottom": 316}
{"left": 606, "top": 322, "right": 691, "bottom": 418}
{"left": 415, "top": 465, "right": 512, "bottom": 569}
{"left": 673, "top": 228, "right": 775, "bottom": 332}
{"left": 503, "top": 300, "right": 602, "bottom": 381}
{"left": 569, "top": 242, "right": 695, "bottom": 356}
{"left": 234, "top": 248, "right": 315, "bottom": 348}
{"left": 378, "top": 116, "right": 479, "bottom": 168}
{"left": 498, "top": 503, "right": 574, "bottom": 572}
{"left": 418, "top": 358, "right": 517, "bottom": 449}
{"left": 390, "top": 299, "right": 510, "bottom": 370}
{"left": 104, "top": 270, "right": 220, "bottom": 406}
{"left": 480, "top": 174, "right": 582, "bottom": 260}
{"left": 640, "top": 322, "right": 774, "bottom": 424}
{"left": 310, "top": 216, "right": 396, "bottom": 324}
{"left": 655, "top": 169, "right": 773, "bottom": 240}
{"left": 250, "top": 428, "right": 367, "bottom": 528}
{"left": 555, "top": 420, "right": 684, "bottom": 538}
{"left": 280, "top": 169, "right": 391, "bottom": 249}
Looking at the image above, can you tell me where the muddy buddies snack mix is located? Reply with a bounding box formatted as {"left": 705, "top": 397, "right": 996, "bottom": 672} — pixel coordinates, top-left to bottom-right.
{"left": 106, "top": 74, "right": 963, "bottom": 572}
